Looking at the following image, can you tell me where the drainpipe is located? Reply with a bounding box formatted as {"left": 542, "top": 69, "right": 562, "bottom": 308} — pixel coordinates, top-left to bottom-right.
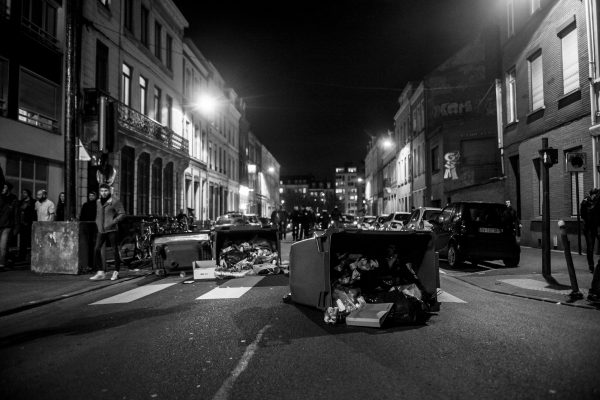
{"left": 585, "top": 0, "right": 599, "bottom": 187}
{"left": 495, "top": 79, "right": 505, "bottom": 176}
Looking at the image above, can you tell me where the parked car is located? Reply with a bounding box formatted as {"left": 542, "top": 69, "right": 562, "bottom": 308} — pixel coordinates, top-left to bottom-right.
{"left": 430, "top": 201, "right": 520, "bottom": 268}
{"left": 357, "top": 215, "right": 377, "bottom": 230}
{"left": 340, "top": 214, "right": 357, "bottom": 228}
{"left": 373, "top": 213, "right": 392, "bottom": 230}
{"left": 403, "top": 207, "right": 442, "bottom": 231}
{"left": 258, "top": 217, "right": 271, "bottom": 228}
{"left": 381, "top": 212, "right": 411, "bottom": 231}
{"left": 243, "top": 214, "right": 262, "bottom": 227}
{"left": 213, "top": 213, "right": 246, "bottom": 229}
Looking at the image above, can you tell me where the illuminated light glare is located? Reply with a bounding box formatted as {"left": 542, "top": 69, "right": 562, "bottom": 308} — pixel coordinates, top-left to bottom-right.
{"left": 268, "top": 166, "right": 275, "bottom": 173}
{"left": 197, "top": 94, "right": 218, "bottom": 115}
{"left": 382, "top": 138, "right": 393, "bottom": 149}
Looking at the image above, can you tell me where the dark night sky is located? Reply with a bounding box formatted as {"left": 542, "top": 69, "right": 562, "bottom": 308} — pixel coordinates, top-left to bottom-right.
{"left": 173, "top": 0, "right": 495, "bottom": 179}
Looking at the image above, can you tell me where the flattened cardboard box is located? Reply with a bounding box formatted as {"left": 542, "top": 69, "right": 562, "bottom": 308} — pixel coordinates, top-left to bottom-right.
{"left": 345, "top": 303, "right": 393, "bottom": 328}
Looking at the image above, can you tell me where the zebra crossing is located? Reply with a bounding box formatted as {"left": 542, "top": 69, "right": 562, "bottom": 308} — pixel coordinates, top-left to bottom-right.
{"left": 88, "top": 275, "right": 468, "bottom": 305}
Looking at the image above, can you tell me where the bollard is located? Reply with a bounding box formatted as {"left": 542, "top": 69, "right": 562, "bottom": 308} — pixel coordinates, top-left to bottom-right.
{"left": 558, "top": 220, "right": 583, "bottom": 300}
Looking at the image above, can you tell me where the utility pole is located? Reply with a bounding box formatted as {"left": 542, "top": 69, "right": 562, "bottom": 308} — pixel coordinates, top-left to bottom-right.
{"left": 539, "top": 138, "right": 558, "bottom": 282}
{"left": 64, "top": 0, "right": 80, "bottom": 220}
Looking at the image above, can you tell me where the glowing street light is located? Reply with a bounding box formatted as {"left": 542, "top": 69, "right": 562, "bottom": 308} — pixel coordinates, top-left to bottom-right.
{"left": 382, "top": 137, "right": 393, "bottom": 149}
{"left": 268, "top": 166, "right": 275, "bottom": 173}
{"left": 197, "top": 94, "right": 218, "bottom": 116}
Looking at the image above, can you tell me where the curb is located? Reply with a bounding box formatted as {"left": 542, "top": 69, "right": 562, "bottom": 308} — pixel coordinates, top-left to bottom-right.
{"left": 0, "top": 272, "right": 152, "bottom": 318}
{"left": 449, "top": 274, "right": 598, "bottom": 310}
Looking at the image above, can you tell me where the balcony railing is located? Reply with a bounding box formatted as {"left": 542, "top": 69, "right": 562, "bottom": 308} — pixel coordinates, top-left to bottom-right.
{"left": 21, "top": 16, "right": 59, "bottom": 49}
{"left": 117, "top": 102, "right": 189, "bottom": 155}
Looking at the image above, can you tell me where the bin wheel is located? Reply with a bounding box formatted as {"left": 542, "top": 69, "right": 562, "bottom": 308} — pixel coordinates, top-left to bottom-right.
{"left": 447, "top": 243, "right": 462, "bottom": 268}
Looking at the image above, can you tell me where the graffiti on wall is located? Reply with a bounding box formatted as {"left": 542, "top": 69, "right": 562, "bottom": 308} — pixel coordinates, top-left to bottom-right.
{"left": 444, "top": 152, "right": 460, "bottom": 180}
{"left": 433, "top": 101, "right": 473, "bottom": 118}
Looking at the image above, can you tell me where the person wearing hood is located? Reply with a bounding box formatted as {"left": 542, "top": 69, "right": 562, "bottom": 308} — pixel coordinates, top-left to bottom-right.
{"left": 90, "top": 184, "right": 126, "bottom": 281}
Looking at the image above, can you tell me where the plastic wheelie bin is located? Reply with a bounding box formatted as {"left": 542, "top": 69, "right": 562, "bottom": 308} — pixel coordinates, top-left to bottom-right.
{"left": 289, "top": 229, "right": 439, "bottom": 311}
{"left": 152, "top": 231, "right": 212, "bottom": 274}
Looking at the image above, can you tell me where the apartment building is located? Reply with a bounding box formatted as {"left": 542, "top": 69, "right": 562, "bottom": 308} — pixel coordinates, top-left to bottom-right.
{"left": 394, "top": 83, "right": 414, "bottom": 212}
{"left": 0, "top": 0, "right": 66, "bottom": 204}
{"left": 335, "top": 164, "right": 363, "bottom": 215}
{"left": 500, "top": 0, "right": 591, "bottom": 248}
{"left": 79, "top": 0, "right": 189, "bottom": 216}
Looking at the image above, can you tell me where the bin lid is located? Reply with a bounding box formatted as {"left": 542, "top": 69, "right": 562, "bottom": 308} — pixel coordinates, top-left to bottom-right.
{"left": 154, "top": 232, "right": 211, "bottom": 244}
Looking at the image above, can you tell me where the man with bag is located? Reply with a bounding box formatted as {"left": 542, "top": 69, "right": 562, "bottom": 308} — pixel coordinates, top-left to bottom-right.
{"left": 90, "top": 184, "right": 126, "bottom": 281}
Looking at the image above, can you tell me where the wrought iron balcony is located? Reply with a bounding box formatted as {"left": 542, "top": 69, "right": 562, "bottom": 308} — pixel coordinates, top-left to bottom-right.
{"left": 117, "top": 103, "right": 188, "bottom": 155}
{"left": 83, "top": 89, "right": 188, "bottom": 155}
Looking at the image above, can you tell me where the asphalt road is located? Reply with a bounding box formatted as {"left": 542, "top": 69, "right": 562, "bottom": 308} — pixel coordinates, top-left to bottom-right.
{"left": 1, "top": 251, "right": 600, "bottom": 400}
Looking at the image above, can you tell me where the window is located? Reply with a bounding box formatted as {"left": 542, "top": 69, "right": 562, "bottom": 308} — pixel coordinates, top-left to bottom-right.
{"left": 121, "top": 63, "right": 131, "bottom": 106}
{"left": 528, "top": 51, "right": 544, "bottom": 111}
{"left": 507, "top": 0, "right": 514, "bottom": 38}
{"left": 96, "top": 41, "right": 109, "bottom": 92}
{"left": 18, "top": 68, "right": 60, "bottom": 132}
{"left": 560, "top": 24, "right": 579, "bottom": 94}
{"left": 164, "top": 162, "right": 174, "bottom": 215}
{"left": 531, "top": 0, "right": 540, "bottom": 14}
{"left": 153, "top": 86, "right": 161, "bottom": 122}
{"left": 505, "top": 68, "right": 517, "bottom": 123}
{"left": 571, "top": 172, "right": 584, "bottom": 217}
{"left": 154, "top": 21, "right": 162, "bottom": 61}
{"left": 208, "top": 141, "right": 213, "bottom": 169}
{"left": 21, "top": 0, "right": 58, "bottom": 42}
{"left": 4, "top": 152, "right": 49, "bottom": 197}
{"left": 534, "top": 158, "right": 542, "bottom": 216}
{"left": 431, "top": 146, "right": 440, "bottom": 172}
{"left": 123, "top": 0, "right": 132, "bottom": 32}
{"left": 120, "top": 146, "right": 135, "bottom": 215}
{"left": 0, "top": 57, "right": 8, "bottom": 115}
{"left": 98, "top": 0, "right": 109, "bottom": 7}
{"left": 166, "top": 95, "right": 173, "bottom": 128}
{"left": 139, "top": 76, "right": 147, "bottom": 115}
{"left": 137, "top": 153, "right": 150, "bottom": 215}
{"left": 140, "top": 6, "right": 149, "bottom": 47}
{"left": 166, "top": 34, "right": 173, "bottom": 70}
{"left": 151, "top": 158, "right": 163, "bottom": 214}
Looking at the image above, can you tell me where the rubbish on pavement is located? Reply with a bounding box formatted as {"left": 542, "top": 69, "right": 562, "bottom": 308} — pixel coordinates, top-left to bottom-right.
{"left": 183, "top": 280, "right": 195, "bottom": 284}
{"left": 282, "top": 293, "right": 292, "bottom": 303}
{"left": 324, "top": 306, "right": 342, "bottom": 324}
{"left": 193, "top": 260, "right": 216, "bottom": 280}
{"left": 345, "top": 302, "right": 393, "bottom": 328}
{"left": 215, "top": 236, "right": 282, "bottom": 278}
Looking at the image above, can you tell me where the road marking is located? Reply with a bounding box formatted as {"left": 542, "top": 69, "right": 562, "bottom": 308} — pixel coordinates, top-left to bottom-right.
{"left": 212, "top": 324, "right": 271, "bottom": 400}
{"left": 499, "top": 278, "right": 588, "bottom": 295}
{"left": 90, "top": 283, "right": 178, "bottom": 305}
{"left": 437, "top": 289, "right": 467, "bottom": 303}
{"left": 197, "top": 276, "right": 264, "bottom": 300}
{"left": 439, "top": 269, "right": 447, "bottom": 275}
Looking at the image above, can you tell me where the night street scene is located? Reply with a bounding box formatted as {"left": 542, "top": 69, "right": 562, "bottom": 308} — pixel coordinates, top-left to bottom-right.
{"left": 2, "top": 0, "right": 600, "bottom": 399}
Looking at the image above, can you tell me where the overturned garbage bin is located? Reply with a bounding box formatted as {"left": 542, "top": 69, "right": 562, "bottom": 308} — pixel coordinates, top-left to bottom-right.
{"left": 213, "top": 226, "right": 281, "bottom": 278}
{"left": 289, "top": 229, "right": 439, "bottom": 326}
{"left": 152, "top": 231, "right": 212, "bottom": 275}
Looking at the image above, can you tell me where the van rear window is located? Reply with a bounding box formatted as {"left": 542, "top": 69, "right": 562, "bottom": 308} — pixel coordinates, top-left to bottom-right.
{"left": 465, "top": 204, "right": 504, "bottom": 225}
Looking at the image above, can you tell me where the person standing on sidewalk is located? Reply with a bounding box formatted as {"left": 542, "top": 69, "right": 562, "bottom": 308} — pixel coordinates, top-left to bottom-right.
{"left": 90, "top": 184, "right": 126, "bottom": 281}
{"left": 16, "top": 189, "right": 36, "bottom": 261}
{"left": 35, "top": 189, "right": 55, "bottom": 222}
{"left": 291, "top": 206, "right": 301, "bottom": 241}
{"left": 80, "top": 191, "right": 97, "bottom": 273}
{"left": 580, "top": 188, "right": 600, "bottom": 274}
{"left": 0, "top": 183, "right": 18, "bottom": 269}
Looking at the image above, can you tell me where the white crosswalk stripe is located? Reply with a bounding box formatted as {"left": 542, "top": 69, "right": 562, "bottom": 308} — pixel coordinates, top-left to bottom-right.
{"left": 437, "top": 289, "right": 467, "bottom": 303}
{"left": 90, "top": 283, "right": 178, "bottom": 305}
{"left": 197, "top": 276, "right": 264, "bottom": 300}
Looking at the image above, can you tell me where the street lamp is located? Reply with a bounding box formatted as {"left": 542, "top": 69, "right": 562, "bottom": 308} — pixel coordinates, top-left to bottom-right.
{"left": 196, "top": 94, "right": 219, "bottom": 116}
{"left": 268, "top": 166, "right": 275, "bottom": 173}
{"left": 382, "top": 137, "right": 393, "bottom": 149}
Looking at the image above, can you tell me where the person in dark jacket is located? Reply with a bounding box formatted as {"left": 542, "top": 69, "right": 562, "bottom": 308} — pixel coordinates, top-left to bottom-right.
{"left": 581, "top": 189, "right": 600, "bottom": 274}
{"left": 55, "top": 192, "right": 66, "bottom": 221}
{"left": 300, "top": 206, "right": 310, "bottom": 240}
{"left": 16, "top": 189, "right": 36, "bottom": 261}
{"left": 330, "top": 206, "right": 342, "bottom": 228}
{"left": 90, "top": 184, "right": 126, "bottom": 281}
{"left": 79, "top": 191, "right": 98, "bottom": 272}
{"left": 0, "top": 182, "right": 17, "bottom": 268}
{"left": 291, "top": 206, "right": 301, "bottom": 241}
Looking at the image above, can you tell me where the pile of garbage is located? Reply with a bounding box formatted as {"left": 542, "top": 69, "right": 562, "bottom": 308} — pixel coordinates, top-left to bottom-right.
{"left": 324, "top": 251, "right": 432, "bottom": 327}
{"left": 216, "top": 237, "right": 282, "bottom": 278}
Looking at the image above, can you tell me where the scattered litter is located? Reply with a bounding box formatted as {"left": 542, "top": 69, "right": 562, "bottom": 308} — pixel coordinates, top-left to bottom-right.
{"left": 216, "top": 237, "right": 282, "bottom": 278}
{"left": 549, "top": 389, "right": 557, "bottom": 395}
{"left": 183, "top": 280, "right": 195, "bottom": 284}
{"left": 240, "top": 340, "right": 246, "bottom": 343}
{"left": 151, "top": 395, "right": 158, "bottom": 398}
{"left": 180, "top": 272, "right": 186, "bottom": 278}
{"left": 197, "top": 385, "right": 201, "bottom": 388}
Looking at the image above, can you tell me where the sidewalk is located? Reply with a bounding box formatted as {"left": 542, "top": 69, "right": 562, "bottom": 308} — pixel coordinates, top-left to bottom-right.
{"left": 447, "top": 246, "right": 599, "bottom": 309}
{"left": 0, "top": 263, "right": 153, "bottom": 317}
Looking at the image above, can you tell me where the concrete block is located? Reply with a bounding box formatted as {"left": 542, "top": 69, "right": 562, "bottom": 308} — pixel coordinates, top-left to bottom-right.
{"left": 31, "top": 221, "right": 95, "bottom": 274}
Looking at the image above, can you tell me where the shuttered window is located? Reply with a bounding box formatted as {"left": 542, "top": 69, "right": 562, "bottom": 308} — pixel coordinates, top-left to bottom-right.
{"left": 505, "top": 68, "right": 517, "bottom": 123}
{"left": 528, "top": 52, "right": 544, "bottom": 111}
{"left": 561, "top": 25, "right": 579, "bottom": 94}
{"left": 18, "top": 68, "right": 59, "bottom": 131}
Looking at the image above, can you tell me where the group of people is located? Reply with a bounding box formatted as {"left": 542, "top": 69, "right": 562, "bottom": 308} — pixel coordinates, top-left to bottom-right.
{"left": 0, "top": 181, "right": 68, "bottom": 268}
{"left": 579, "top": 189, "right": 600, "bottom": 302}
{"left": 269, "top": 205, "right": 344, "bottom": 241}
